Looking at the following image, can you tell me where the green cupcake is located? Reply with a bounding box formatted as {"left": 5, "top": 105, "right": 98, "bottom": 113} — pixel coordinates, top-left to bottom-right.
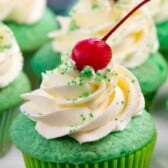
{"left": 157, "top": 21, "right": 168, "bottom": 60}
{"left": 0, "top": 24, "right": 31, "bottom": 157}
{"left": 31, "top": 43, "right": 61, "bottom": 86}
{"left": 11, "top": 111, "right": 156, "bottom": 168}
{"left": 0, "top": 1, "right": 60, "bottom": 88}
{"left": 150, "top": 0, "right": 168, "bottom": 60}
{"left": 5, "top": 8, "right": 60, "bottom": 54}
{"left": 129, "top": 52, "right": 168, "bottom": 110}
{"left": 0, "top": 1, "right": 60, "bottom": 54}
{"left": 11, "top": 58, "right": 156, "bottom": 168}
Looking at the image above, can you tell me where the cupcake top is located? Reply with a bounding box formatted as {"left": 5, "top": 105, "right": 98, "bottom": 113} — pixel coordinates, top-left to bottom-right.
{"left": 149, "top": 0, "right": 168, "bottom": 23}
{"left": 21, "top": 57, "right": 144, "bottom": 143}
{"left": 0, "top": 23, "right": 23, "bottom": 88}
{"left": 50, "top": 0, "right": 158, "bottom": 68}
{"left": 0, "top": 0, "right": 46, "bottom": 24}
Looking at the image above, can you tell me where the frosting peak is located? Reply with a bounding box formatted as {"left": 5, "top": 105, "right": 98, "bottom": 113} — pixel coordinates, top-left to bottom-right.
{"left": 0, "top": 24, "right": 23, "bottom": 88}
{"left": 21, "top": 60, "right": 144, "bottom": 143}
{"left": 149, "top": 0, "right": 168, "bottom": 23}
{"left": 0, "top": 0, "right": 46, "bottom": 24}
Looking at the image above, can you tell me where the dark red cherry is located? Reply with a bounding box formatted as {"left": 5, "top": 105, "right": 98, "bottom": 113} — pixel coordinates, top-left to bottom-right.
{"left": 71, "top": 0, "right": 150, "bottom": 71}
{"left": 72, "top": 38, "right": 112, "bottom": 71}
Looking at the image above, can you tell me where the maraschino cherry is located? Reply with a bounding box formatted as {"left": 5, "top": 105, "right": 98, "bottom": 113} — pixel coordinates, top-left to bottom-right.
{"left": 72, "top": 0, "right": 150, "bottom": 71}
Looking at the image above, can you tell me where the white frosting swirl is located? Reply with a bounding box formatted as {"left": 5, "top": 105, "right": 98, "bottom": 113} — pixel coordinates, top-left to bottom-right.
{"left": 21, "top": 60, "right": 144, "bottom": 143}
{"left": 50, "top": 0, "right": 158, "bottom": 68}
{"left": 149, "top": 0, "right": 168, "bottom": 23}
{"left": 0, "top": 24, "right": 23, "bottom": 88}
{"left": 0, "top": 0, "right": 46, "bottom": 24}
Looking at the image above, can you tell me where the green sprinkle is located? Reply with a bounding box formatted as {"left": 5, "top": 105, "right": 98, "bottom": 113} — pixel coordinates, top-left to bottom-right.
{"left": 69, "top": 125, "right": 77, "bottom": 134}
{"left": 79, "top": 66, "right": 94, "bottom": 79}
{"left": 115, "top": 17, "right": 120, "bottom": 22}
{"left": 107, "top": 68, "right": 111, "bottom": 72}
{"left": 79, "top": 79, "right": 86, "bottom": 86}
{"left": 95, "top": 72, "right": 105, "bottom": 82}
{"left": 0, "top": 35, "right": 3, "bottom": 40}
{"left": 81, "top": 92, "right": 90, "bottom": 98}
{"left": 0, "top": 44, "right": 11, "bottom": 51}
{"left": 89, "top": 113, "right": 94, "bottom": 119}
{"left": 103, "top": 75, "right": 107, "bottom": 79}
{"left": 80, "top": 114, "right": 86, "bottom": 122}
{"left": 72, "top": 98, "right": 78, "bottom": 102}
{"left": 115, "top": 118, "right": 118, "bottom": 121}
{"left": 91, "top": 4, "right": 99, "bottom": 10}
{"left": 121, "top": 101, "right": 125, "bottom": 105}
{"left": 67, "top": 79, "right": 77, "bottom": 86}
{"left": 68, "top": 20, "right": 79, "bottom": 31}
{"left": 131, "top": 80, "right": 135, "bottom": 83}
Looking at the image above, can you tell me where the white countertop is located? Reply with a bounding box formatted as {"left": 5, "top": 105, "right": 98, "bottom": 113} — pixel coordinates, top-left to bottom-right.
{"left": 0, "top": 80, "right": 168, "bottom": 168}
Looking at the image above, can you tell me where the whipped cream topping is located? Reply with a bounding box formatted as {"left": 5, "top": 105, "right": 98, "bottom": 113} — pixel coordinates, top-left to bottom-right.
{"left": 0, "top": 0, "right": 46, "bottom": 24}
{"left": 0, "top": 24, "right": 23, "bottom": 88}
{"left": 50, "top": 0, "right": 158, "bottom": 68}
{"left": 21, "top": 60, "right": 144, "bottom": 143}
{"left": 149, "top": 0, "right": 168, "bottom": 23}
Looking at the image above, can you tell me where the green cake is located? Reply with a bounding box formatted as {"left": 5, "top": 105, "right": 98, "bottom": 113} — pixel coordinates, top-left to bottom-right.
{"left": 11, "top": 111, "right": 156, "bottom": 167}
{"left": 156, "top": 21, "right": 168, "bottom": 60}
{"left": 32, "top": 43, "right": 61, "bottom": 80}
{"left": 4, "top": 7, "right": 60, "bottom": 88}
{"left": 5, "top": 8, "right": 60, "bottom": 54}
{"left": 0, "top": 72, "right": 31, "bottom": 157}
{"left": 130, "top": 52, "right": 168, "bottom": 110}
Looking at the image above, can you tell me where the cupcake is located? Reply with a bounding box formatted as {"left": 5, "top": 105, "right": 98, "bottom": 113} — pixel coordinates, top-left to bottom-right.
{"left": 11, "top": 53, "right": 157, "bottom": 167}
{"left": 0, "top": 0, "right": 60, "bottom": 87}
{"left": 0, "top": 23, "right": 31, "bottom": 157}
{"left": 32, "top": 0, "right": 168, "bottom": 110}
{"left": 1, "top": 0, "right": 60, "bottom": 54}
{"left": 149, "top": 0, "right": 168, "bottom": 60}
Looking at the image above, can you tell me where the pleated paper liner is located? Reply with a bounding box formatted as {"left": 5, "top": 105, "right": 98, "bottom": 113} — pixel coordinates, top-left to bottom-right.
{"left": 0, "top": 107, "right": 19, "bottom": 157}
{"left": 22, "top": 134, "right": 156, "bottom": 168}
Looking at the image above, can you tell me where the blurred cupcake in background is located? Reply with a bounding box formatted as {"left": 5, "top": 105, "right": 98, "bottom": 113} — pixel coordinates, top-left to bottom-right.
{"left": 47, "top": 0, "right": 77, "bottom": 15}
{"left": 32, "top": 0, "right": 168, "bottom": 110}
{"left": 0, "top": 23, "right": 31, "bottom": 157}
{"left": 149, "top": 0, "right": 168, "bottom": 60}
{"left": 0, "top": 0, "right": 60, "bottom": 87}
{"left": 1, "top": 0, "right": 60, "bottom": 54}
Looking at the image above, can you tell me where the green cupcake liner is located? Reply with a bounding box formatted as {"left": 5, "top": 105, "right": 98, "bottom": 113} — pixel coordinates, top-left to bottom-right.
{"left": 22, "top": 135, "right": 156, "bottom": 168}
{"left": 0, "top": 107, "right": 19, "bottom": 157}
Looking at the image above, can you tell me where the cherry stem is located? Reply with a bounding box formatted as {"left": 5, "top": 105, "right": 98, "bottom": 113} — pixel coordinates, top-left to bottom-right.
{"left": 102, "top": 0, "right": 150, "bottom": 41}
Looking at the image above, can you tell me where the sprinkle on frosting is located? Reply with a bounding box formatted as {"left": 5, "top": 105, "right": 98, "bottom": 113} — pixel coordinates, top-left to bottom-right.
{"left": 21, "top": 58, "right": 145, "bottom": 143}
